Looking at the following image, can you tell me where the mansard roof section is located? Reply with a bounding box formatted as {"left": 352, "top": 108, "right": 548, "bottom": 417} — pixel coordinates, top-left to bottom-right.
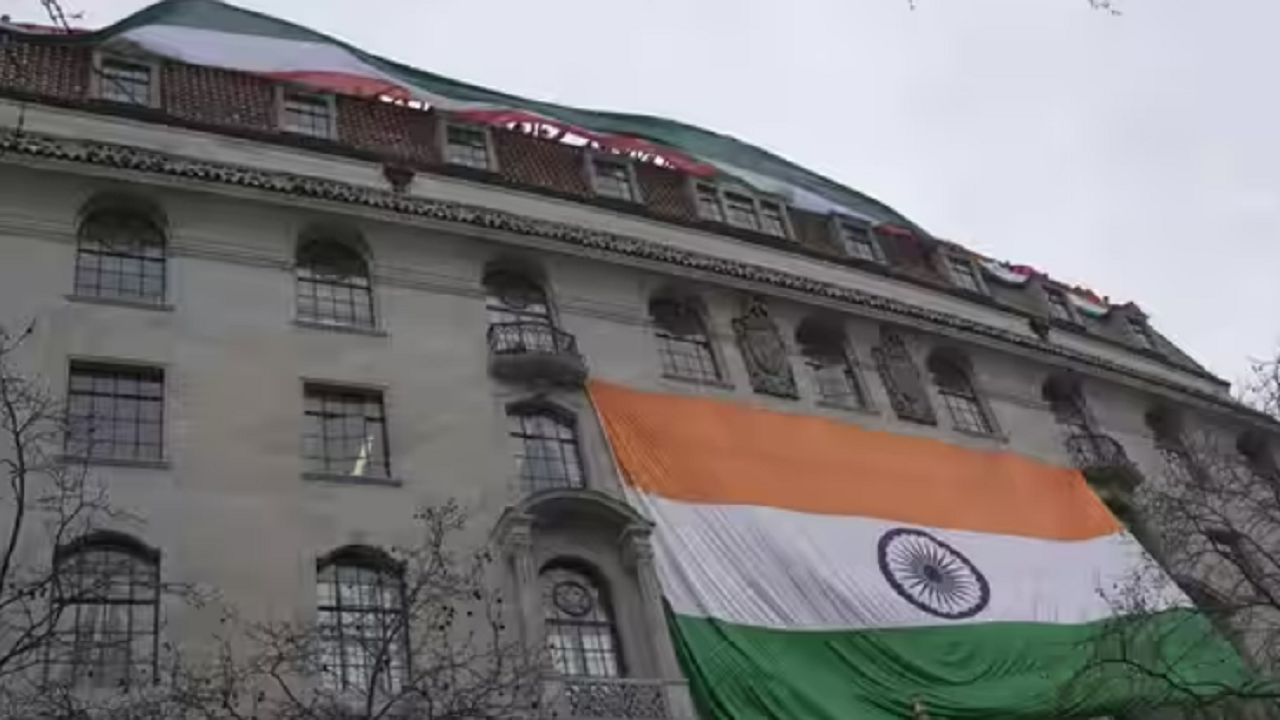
{"left": 0, "top": 0, "right": 1215, "bottom": 384}
{"left": 34, "top": 0, "right": 918, "bottom": 231}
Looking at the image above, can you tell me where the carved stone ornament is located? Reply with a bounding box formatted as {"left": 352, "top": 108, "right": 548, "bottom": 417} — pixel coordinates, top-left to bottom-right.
{"left": 0, "top": 131, "right": 1218, "bottom": 402}
{"left": 732, "top": 297, "right": 798, "bottom": 398}
{"left": 873, "top": 328, "right": 936, "bottom": 425}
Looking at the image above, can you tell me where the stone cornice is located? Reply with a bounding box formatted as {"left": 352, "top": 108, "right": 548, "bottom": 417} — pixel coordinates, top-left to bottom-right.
{"left": 0, "top": 130, "right": 1266, "bottom": 427}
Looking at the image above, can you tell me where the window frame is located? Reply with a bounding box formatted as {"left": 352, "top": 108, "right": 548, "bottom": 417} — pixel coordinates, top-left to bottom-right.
{"left": 541, "top": 561, "right": 625, "bottom": 679}
{"left": 650, "top": 296, "right": 725, "bottom": 386}
{"left": 302, "top": 383, "right": 393, "bottom": 480}
{"left": 440, "top": 120, "right": 498, "bottom": 172}
{"left": 1124, "top": 314, "right": 1158, "bottom": 352}
{"left": 928, "top": 353, "right": 997, "bottom": 436}
{"left": 278, "top": 86, "right": 337, "bottom": 140}
{"left": 65, "top": 361, "right": 166, "bottom": 463}
{"left": 506, "top": 403, "right": 586, "bottom": 493}
{"left": 830, "top": 216, "right": 884, "bottom": 264}
{"left": 315, "top": 550, "right": 409, "bottom": 695}
{"left": 689, "top": 180, "right": 792, "bottom": 239}
{"left": 943, "top": 252, "right": 989, "bottom": 296}
{"left": 1043, "top": 286, "right": 1080, "bottom": 326}
{"left": 91, "top": 53, "right": 159, "bottom": 108}
{"left": 47, "top": 533, "right": 161, "bottom": 688}
{"left": 294, "top": 238, "right": 377, "bottom": 329}
{"left": 585, "top": 154, "right": 643, "bottom": 204}
{"left": 73, "top": 206, "right": 168, "bottom": 304}
{"left": 484, "top": 269, "right": 555, "bottom": 328}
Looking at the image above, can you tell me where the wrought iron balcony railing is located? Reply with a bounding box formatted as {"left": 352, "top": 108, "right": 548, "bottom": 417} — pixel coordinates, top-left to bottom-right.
{"left": 486, "top": 321, "right": 587, "bottom": 386}
{"left": 546, "top": 676, "right": 691, "bottom": 719}
{"left": 1064, "top": 433, "right": 1145, "bottom": 518}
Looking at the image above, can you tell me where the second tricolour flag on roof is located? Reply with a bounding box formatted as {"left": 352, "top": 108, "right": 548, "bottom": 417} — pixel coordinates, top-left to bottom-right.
{"left": 588, "top": 381, "right": 1247, "bottom": 720}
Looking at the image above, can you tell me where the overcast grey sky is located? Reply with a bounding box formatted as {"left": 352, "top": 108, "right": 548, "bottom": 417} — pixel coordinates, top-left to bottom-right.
{"left": 10, "top": 0, "right": 1278, "bottom": 387}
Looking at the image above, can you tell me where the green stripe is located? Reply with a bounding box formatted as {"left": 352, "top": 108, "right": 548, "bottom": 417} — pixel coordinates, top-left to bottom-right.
{"left": 670, "top": 610, "right": 1257, "bottom": 719}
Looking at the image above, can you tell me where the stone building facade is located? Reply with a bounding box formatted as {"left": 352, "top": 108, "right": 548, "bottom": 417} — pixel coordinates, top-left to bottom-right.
{"left": 0, "top": 14, "right": 1276, "bottom": 720}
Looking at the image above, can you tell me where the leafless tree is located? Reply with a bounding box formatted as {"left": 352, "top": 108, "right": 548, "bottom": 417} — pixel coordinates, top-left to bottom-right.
{"left": 171, "top": 501, "right": 551, "bottom": 720}
{"left": 0, "top": 322, "right": 199, "bottom": 718}
{"left": 1069, "top": 352, "right": 1280, "bottom": 718}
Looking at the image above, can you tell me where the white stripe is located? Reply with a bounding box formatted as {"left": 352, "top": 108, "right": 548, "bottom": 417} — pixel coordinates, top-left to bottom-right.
{"left": 633, "top": 492, "right": 1184, "bottom": 632}
{"left": 119, "top": 26, "right": 495, "bottom": 112}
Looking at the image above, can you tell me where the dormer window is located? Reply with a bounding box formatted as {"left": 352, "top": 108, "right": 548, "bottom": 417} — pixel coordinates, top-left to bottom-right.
{"left": 1045, "top": 287, "right": 1077, "bottom": 324}
{"left": 589, "top": 157, "right": 639, "bottom": 202}
{"left": 945, "top": 253, "right": 986, "bottom": 295}
{"left": 95, "top": 56, "right": 154, "bottom": 106}
{"left": 1126, "top": 315, "right": 1157, "bottom": 351}
{"left": 834, "top": 218, "right": 881, "bottom": 262}
{"left": 443, "top": 123, "right": 493, "bottom": 171}
{"left": 694, "top": 183, "right": 725, "bottom": 222}
{"left": 694, "top": 182, "right": 789, "bottom": 238}
{"left": 281, "top": 89, "right": 335, "bottom": 139}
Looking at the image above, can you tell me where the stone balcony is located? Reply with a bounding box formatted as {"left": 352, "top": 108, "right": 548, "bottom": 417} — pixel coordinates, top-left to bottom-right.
{"left": 545, "top": 677, "right": 695, "bottom": 719}
{"left": 487, "top": 321, "right": 588, "bottom": 387}
{"left": 1065, "top": 432, "right": 1145, "bottom": 521}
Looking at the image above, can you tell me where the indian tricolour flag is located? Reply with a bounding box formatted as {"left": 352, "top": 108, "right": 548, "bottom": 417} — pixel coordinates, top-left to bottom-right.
{"left": 589, "top": 381, "right": 1247, "bottom": 720}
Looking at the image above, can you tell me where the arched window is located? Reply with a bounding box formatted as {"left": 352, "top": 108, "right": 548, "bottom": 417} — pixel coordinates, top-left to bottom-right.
{"left": 1237, "top": 431, "right": 1277, "bottom": 482}
{"left": 296, "top": 239, "right": 375, "bottom": 328}
{"left": 49, "top": 533, "right": 159, "bottom": 688}
{"left": 485, "top": 270, "right": 553, "bottom": 327}
{"left": 75, "top": 206, "right": 166, "bottom": 303}
{"left": 928, "top": 352, "right": 994, "bottom": 435}
{"left": 316, "top": 548, "right": 407, "bottom": 693}
{"left": 507, "top": 404, "right": 584, "bottom": 492}
{"left": 873, "top": 327, "right": 934, "bottom": 424}
{"left": 796, "top": 319, "right": 867, "bottom": 410}
{"left": 541, "top": 562, "right": 622, "bottom": 678}
{"left": 1042, "top": 374, "right": 1091, "bottom": 434}
{"left": 650, "top": 296, "right": 721, "bottom": 384}
{"left": 1147, "top": 408, "right": 1197, "bottom": 484}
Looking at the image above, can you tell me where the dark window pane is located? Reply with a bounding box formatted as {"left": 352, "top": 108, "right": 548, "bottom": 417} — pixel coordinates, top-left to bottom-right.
{"left": 100, "top": 59, "right": 151, "bottom": 105}
{"left": 66, "top": 365, "right": 164, "bottom": 460}
{"left": 542, "top": 565, "right": 622, "bottom": 678}
{"left": 316, "top": 559, "right": 406, "bottom": 694}
{"left": 50, "top": 543, "right": 159, "bottom": 688}
{"left": 75, "top": 211, "right": 166, "bottom": 302}
{"left": 508, "top": 408, "right": 583, "bottom": 493}
{"left": 303, "top": 386, "right": 390, "bottom": 478}
{"left": 296, "top": 240, "right": 375, "bottom": 328}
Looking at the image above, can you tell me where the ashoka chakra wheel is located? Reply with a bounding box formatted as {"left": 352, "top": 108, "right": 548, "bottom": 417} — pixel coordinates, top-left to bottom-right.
{"left": 877, "top": 528, "right": 990, "bottom": 620}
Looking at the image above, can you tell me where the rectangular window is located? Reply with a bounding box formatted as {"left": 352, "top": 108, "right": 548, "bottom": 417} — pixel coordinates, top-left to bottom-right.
{"left": 759, "top": 201, "right": 787, "bottom": 237}
{"left": 807, "top": 355, "right": 868, "bottom": 410}
{"left": 838, "top": 221, "right": 879, "bottom": 262}
{"left": 590, "top": 158, "right": 637, "bottom": 202}
{"left": 99, "top": 58, "right": 152, "bottom": 106}
{"left": 282, "top": 91, "right": 334, "bottom": 139}
{"left": 947, "top": 255, "right": 984, "bottom": 294}
{"left": 66, "top": 363, "right": 164, "bottom": 461}
{"left": 723, "top": 192, "right": 759, "bottom": 231}
{"left": 1046, "top": 288, "right": 1075, "bottom": 323}
{"left": 302, "top": 385, "right": 391, "bottom": 479}
{"left": 694, "top": 183, "right": 724, "bottom": 222}
{"left": 444, "top": 124, "right": 492, "bottom": 170}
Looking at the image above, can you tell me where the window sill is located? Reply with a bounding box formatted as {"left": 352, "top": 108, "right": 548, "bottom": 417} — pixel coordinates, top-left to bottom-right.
{"left": 66, "top": 294, "right": 173, "bottom": 312}
{"left": 292, "top": 319, "right": 387, "bottom": 337}
{"left": 60, "top": 455, "right": 171, "bottom": 470}
{"left": 817, "top": 400, "right": 879, "bottom": 416}
{"left": 660, "top": 372, "right": 735, "bottom": 391}
{"left": 950, "top": 427, "right": 1008, "bottom": 444}
{"left": 303, "top": 472, "right": 403, "bottom": 488}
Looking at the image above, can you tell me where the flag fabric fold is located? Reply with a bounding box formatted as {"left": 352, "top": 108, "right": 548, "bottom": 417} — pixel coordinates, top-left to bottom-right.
{"left": 588, "top": 381, "right": 1245, "bottom": 720}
